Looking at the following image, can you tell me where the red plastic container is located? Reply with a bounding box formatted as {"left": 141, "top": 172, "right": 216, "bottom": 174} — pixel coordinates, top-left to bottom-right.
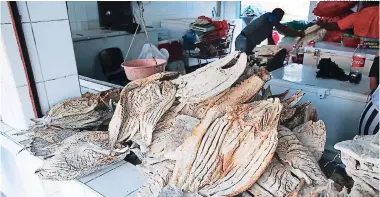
{"left": 342, "top": 37, "right": 361, "bottom": 48}
{"left": 122, "top": 59, "right": 167, "bottom": 80}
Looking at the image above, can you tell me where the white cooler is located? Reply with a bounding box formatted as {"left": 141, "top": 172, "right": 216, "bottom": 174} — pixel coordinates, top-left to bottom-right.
{"left": 303, "top": 41, "right": 377, "bottom": 76}
{"left": 267, "top": 63, "right": 370, "bottom": 158}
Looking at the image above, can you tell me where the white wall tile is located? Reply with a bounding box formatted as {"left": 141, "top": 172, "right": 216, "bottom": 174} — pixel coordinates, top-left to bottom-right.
{"left": 22, "top": 23, "right": 44, "bottom": 83}
{"left": 0, "top": 83, "right": 28, "bottom": 130}
{"left": 1, "top": 1, "right": 11, "bottom": 24}
{"left": 79, "top": 21, "right": 88, "bottom": 31}
{"left": 88, "top": 21, "right": 99, "bottom": 30}
{"left": 0, "top": 37, "right": 16, "bottom": 86}
{"left": 27, "top": 1, "right": 68, "bottom": 22}
{"left": 16, "top": 1, "right": 30, "bottom": 23}
{"left": 70, "top": 22, "right": 79, "bottom": 33}
{"left": 36, "top": 82, "right": 50, "bottom": 115}
{"left": 16, "top": 85, "right": 35, "bottom": 126}
{"left": 32, "top": 20, "right": 78, "bottom": 81}
{"left": 67, "top": 2, "right": 76, "bottom": 22}
{"left": 1, "top": 24, "right": 28, "bottom": 87}
{"left": 86, "top": 2, "right": 98, "bottom": 21}
{"left": 44, "top": 75, "right": 80, "bottom": 108}
{"left": 74, "top": 2, "right": 87, "bottom": 22}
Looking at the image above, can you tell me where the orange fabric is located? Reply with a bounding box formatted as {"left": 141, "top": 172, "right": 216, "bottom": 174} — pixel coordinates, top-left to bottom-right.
{"left": 337, "top": 6, "right": 379, "bottom": 39}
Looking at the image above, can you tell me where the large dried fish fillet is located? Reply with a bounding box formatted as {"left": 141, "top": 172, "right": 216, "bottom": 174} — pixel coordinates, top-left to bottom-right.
{"left": 108, "top": 81, "right": 176, "bottom": 150}
{"left": 296, "top": 25, "right": 327, "bottom": 46}
{"left": 249, "top": 157, "right": 300, "bottom": 197}
{"left": 276, "top": 126, "right": 328, "bottom": 195}
{"left": 31, "top": 89, "right": 121, "bottom": 130}
{"left": 35, "top": 131, "right": 126, "bottom": 180}
{"left": 281, "top": 102, "right": 311, "bottom": 130}
{"left": 177, "top": 74, "right": 264, "bottom": 119}
{"left": 30, "top": 128, "right": 78, "bottom": 157}
{"left": 148, "top": 115, "right": 200, "bottom": 161}
{"left": 170, "top": 99, "right": 283, "bottom": 196}
{"left": 334, "top": 133, "right": 379, "bottom": 195}
{"left": 292, "top": 120, "right": 326, "bottom": 161}
{"left": 172, "top": 52, "right": 247, "bottom": 103}
{"left": 137, "top": 160, "right": 176, "bottom": 197}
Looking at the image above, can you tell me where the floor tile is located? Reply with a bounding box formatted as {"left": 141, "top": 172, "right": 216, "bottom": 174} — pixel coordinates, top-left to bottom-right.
{"left": 79, "top": 161, "right": 126, "bottom": 183}
{"left": 86, "top": 163, "right": 146, "bottom": 197}
{"left": 47, "top": 192, "right": 61, "bottom": 197}
{"left": 42, "top": 180, "right": 61, "bottom": 197}
{"left": 0, "top": 122, "right": 13, "bottom": 133}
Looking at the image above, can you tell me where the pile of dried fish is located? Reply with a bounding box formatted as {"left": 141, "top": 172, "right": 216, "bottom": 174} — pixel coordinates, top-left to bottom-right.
{"left": 26, "top": 51, "right": 372, "bottom": 197}
{"left": 125, "top": 52, "right": 333, "bottom": 197}
{"left": 334, "top": 133, "right": 379, "bottom": 197}
{"left": 17, "top": 89, "right": 126, "bottom": 180}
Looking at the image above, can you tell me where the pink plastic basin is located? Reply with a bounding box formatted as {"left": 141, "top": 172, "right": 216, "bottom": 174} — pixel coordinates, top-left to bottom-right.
{"left": 122, "top": 59, "right": 167, "bottom": 81}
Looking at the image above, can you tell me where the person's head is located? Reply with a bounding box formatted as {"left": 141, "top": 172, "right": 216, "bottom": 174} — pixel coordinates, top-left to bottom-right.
{"left": 272, "top": 8, "right": 285, "bottom": 21}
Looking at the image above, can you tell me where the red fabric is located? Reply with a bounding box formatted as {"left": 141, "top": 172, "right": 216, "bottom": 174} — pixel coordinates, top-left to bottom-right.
{"left": 158, "top": 41, "right": 183, "bottom": 63}
{"left": 197, "top": 16, "right": 213, "bottom": 24}
{"left": 272, "top": 31, "right": 280, "bottom": 45}
{"left": 213, "top": 20, "right": 229, "bottom": 37}
{"left": 313, "top": 1, "right": 357, "bottom": 17}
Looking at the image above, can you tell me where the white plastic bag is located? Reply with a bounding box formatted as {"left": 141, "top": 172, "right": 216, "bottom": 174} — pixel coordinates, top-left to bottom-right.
{"left": 138, "top": 44, "right": 169, "bottom": 61}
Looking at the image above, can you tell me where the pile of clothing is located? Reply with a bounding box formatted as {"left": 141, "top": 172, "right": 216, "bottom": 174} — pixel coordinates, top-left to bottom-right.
{"left": 191, "top": 16, "right": 229, "bottom": 40}
{"left": 187, "top": 16, "right": 231, "bottom": 58}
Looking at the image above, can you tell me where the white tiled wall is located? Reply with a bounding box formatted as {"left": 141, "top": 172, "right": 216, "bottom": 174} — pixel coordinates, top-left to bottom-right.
{"left": 0, "top": 1, "right": 81, "bottom": 129}
{"left": 142, "top": 1, "right": 218, "bottom": 27}
{"left": 67, "top": 1, "right": 100, "bottom": 32}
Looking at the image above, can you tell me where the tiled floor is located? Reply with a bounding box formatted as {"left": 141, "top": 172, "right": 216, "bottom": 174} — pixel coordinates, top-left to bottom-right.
{"left": 1, "top": 121, "right": 146, "bottom": 197}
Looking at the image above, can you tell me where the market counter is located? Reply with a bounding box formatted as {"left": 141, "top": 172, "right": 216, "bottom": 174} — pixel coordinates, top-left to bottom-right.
{"left": 267, "top": 63, "right": 369, "bottom": 159}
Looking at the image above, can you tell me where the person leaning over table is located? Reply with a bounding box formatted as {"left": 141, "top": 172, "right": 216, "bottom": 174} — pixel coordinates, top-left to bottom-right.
{"left": 235, "top": 8, "right": 305, "bottom": 55}
{"left": 358, "top": 51, "right": 379, "bottom": 135}
{"left": 317, "top": 1, "right": 379, "bottom": 39}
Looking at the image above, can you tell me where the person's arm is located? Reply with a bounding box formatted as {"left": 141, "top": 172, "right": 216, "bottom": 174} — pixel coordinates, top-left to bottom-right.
{"left": 318, "top": 12, "right": 358, "bottom": 31}
{"left": 369, "top": 55, "right": 379, "bottom": 92}
{"left": 316, "top": 21, "right": 340, "bottom": 31}
{"left": 272, "top": 22, "right": 304, "bottom": 37}
{"left": 268, "top": 32, "right": 275, "bottom": 45}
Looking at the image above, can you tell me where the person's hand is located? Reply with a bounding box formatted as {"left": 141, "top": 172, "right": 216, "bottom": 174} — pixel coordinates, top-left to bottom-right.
{"left": 298, "top": 31, "right": 305, "bottom": 38}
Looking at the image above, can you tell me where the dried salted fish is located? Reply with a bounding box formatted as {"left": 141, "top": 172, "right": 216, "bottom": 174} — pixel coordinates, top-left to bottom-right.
{"left": 30, "top": 89, "right": 121, "bottom": 130}
{"left": 253, "top": 45, "right": 283, "bottom": 56}
{"left": 30, "top": 128, "right": 78, "bottom": 157}
{"left": 172, "top": 52, "right": 247, "bottom": 103}
{"left": 276, "top": 126, "right": 328, "bottom": 195}
{"left": 169, "top": 99, "right": 283, "bottom": 196}
{"left": 108, "top": 80, "right": 176, "bottom": 151}
{"left": 334, "top": 133, "right": 379, "bottom": 196}
{"left": 281, "top": 90, "right": 304, "bottom": 108}
{"left": 296, "top": 25, "right": 327, "bottom": 46}
{"left": 148, "top": 115, "right": 200, "bottom": 161}
{"left": 281, "top": 102, "right": 312, "bottom": 130}
{"left": 137, "top": 160, "right": 176, "bottom": 197}
{"left": 292, "top": 120, "right": 326, "bottom": 161}
{"left": 177, "top": 74, "right": 265, "bottom": 119}
{"left": 248, "top": 157, "right": 300, "bottom": 197}
{"left": 35, "top": 131, "right": 127, "bottom": 181}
